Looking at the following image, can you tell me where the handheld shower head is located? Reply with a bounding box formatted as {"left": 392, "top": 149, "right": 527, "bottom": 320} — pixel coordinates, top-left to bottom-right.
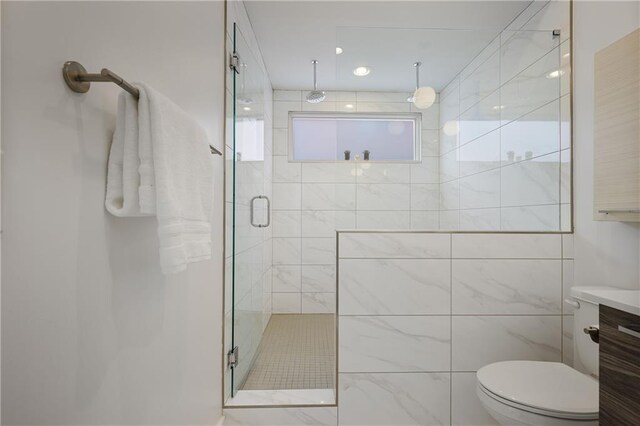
{"left": 306, "top": 60, "right": 326, "bottom": 104}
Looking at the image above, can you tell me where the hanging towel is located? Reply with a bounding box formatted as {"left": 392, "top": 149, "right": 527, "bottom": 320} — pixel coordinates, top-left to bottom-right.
{"left": 105, "top": 84, "right": 214, "bottom": 274}
{"left": 105, "top": 92, "right": 145, "bottom": 217}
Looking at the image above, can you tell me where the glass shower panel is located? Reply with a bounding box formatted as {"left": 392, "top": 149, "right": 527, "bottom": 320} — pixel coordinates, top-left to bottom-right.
{"left": 229, "top": 23, "right": 267, "bottom": 398}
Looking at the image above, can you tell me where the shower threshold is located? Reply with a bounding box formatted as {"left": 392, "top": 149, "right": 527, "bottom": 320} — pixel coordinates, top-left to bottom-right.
{"left": 226, "top": 388, "right": 335, "bottom": 407}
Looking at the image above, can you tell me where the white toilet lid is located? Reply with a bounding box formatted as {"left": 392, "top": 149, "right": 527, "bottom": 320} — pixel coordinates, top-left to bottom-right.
{"left": 477, "top": 361, "right": 599, "bottom": 416}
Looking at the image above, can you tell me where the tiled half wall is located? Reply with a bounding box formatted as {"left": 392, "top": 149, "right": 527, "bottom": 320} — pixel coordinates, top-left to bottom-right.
{"left": 225, "top": 231, "right": 575, "bottom": 425}
{"left": 336, "top": 231, "right": 574, "bottom": 426}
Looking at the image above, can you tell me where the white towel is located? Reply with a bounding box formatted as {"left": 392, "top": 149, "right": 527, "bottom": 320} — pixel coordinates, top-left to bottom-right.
{"left": 105, "top": 84, "right": 214, "bottom": 274}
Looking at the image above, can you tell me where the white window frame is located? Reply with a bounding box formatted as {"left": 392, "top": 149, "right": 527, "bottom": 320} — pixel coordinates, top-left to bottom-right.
{"left": 288, "top": 111, "right": 422, "bottom": 163}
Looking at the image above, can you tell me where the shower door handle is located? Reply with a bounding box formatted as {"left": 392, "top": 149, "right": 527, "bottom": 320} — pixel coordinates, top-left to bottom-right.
{"left": 250, "top": 195, "right": 271, "bottom": 228}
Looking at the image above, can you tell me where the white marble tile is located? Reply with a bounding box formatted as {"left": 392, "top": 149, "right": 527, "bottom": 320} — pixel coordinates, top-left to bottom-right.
{"left": 458, "top": 90, "right": 500, "bottom": 146}
{"left": 410, "top": 157, "right": 439, "bottom": 184}
{"left": 356, "top": 211, "right": 410, "bottom": 230}
{"left": 356, "top": 163, "right": 411, "bottom": 184}
{"left": 273, "top": 155, "right": 301, "bottom": 183}
{"left": 562, "top": 234, "right": 574, "bottom": 259}
{"left": 410, "top": 184, "right": 440, "bottom": 211}
{"left": 459, "top": 208, "right": 501, "bottom": 231}
{"left": 273, "top": 183, "right": 301, "bottom": 210}
{"left": 459, "top": 169, "right": 501, "bottom": 210}
{"left": 410, "top": 211, "right": 440, "bottom": 229}
{"left": 339, "top": 232, "right": 451, "bottom": 259}
{"left": 418, "top": 104, "right": 440, "bottom": 130}
{"left": 500, "top": 46, "right": 561, "bottom": 124}
{"left": 440, "top": 150, "right": 460, "bottom": 183}
{"left": 302, "top": 238, "right": 336, "bottom": 265}
{"left": 451, "top": 373, "right": 498, "bottom": 426}
{"left": 501, "top": 153, "right": 560, "bottom": 207}
{"left": 356, "top": 91, "right": 412, "bottom": 103}
{"left": 224, "top": 406, "right": 337, "bottom": 425}
{"left": 439, "top": 210, "right": 460, "bottom": 230}
{"left": 272, "top": 210, "right": 301, "bottom": 238}
{"left": 301, "top": 163, "right": 356, "bottom": 183}
{"left": 301, "top": 183, "right": 356, "bottom": 210}
{"left": 560, "top": 148, "right": 571, "bottom": 204}
{"left": 459, "top": 50, "right": 500, "bottom": 114}
{"left": 452, "top": 259, "right": 562, "bottom": 314}
{"left": 501, "top": 204, "right": 560, "bottom": 231}
{"left": 302, "top": 265, "right": 336, "bottom": 293}
{"left": 273, "top": 101, "right": 301, "bottom": 129}
{"left": 560, "top": 94, "right": 571, "bottom": 150}
{"left": 560, "top": 40, "right": 571, "bottom": 97}
{"left": 560, "top": 203, "right": 571, "bottom": 232}
{"left": 272, "top": 293, "right": 301, "bottom": 314}
{"left": 339, "top": 259, "right": 450, "bottom": 315}
{"left": 452, "top": 233, "right": 561, "bottom": 258}
{"left": 272, "top": 265, "right": 301, "bottom": 293}
{"left": 459, "top": 130, "right": 500, "bottom": 178}
{"left": 301, "top": 101, "right": 337, "bottom": 112}
{"left": 226, "top": 389, "right": 335, "bottom": 407}
{"left": 302, "top": 292, "right": 335, "bottom": 314}
{"left": 357, "top": 102, "right": 411, "bottom": 113}
{"left": 440, "top": 125, "right": 460, "bottom": 158}
{"left": 421, "top": 129, "right": 440, "bottom": 157}
{"left": 562, "top": 259, "right": 575, "bottom": 314}
{"left": 562, "top": 315, "right": 574, "bottom": 366}
{"left": 338, "top": 373, "right": 450, "bottom": 426}
{"left": 274, "top": 90, "right": 303, "bottom": 102}
{"left": 339, "top": 316, "right": 450, "bottom": 372}
{"left": 273, "top": 128, "right": 288, "bottom": 156}
{"left": 500, "top": 100, "right": 560, "bottom": 163}
{"left": 440, "top": 181, "right": 460, "bottom": 211}
{"left": 301, "top": 210, "right": 356, "bottom": 237}
{"left": 451, "top": 315, "right": 562, "bottom": 371}
{"left": 272, "top": 238, "right": 301, "bottom": 265}
{"left": 356, "top": 184, "right": 410, "bottom": 211}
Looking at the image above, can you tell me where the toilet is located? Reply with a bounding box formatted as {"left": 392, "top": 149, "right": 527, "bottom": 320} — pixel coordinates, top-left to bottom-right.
{"left": 476, "top": 287, "right": 607, "bottom": 425}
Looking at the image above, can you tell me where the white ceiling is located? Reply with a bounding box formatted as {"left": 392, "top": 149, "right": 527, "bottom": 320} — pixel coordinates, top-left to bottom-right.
{"left": 243, "top": 1, "right": 532, "bottom": 92}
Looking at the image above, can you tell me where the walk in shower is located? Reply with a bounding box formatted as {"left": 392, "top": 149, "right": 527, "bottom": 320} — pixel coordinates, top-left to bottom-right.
{"left": 224, "top": 0, "right": 571, "bottom": 410}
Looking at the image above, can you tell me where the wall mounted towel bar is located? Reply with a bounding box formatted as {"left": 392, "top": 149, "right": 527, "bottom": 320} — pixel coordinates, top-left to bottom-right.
{"left": 62, "top": 61, "right": 223, "bottom": 156}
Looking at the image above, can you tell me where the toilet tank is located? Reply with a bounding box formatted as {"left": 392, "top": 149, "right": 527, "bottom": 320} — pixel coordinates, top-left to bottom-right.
{"left": 570, "top": 286, "right": 616, "bottom": 377}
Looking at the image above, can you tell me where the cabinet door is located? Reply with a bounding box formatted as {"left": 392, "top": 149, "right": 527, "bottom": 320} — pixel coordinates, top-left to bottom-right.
{"left": 599, "top": 305, "right": 640, "bottom": 425}
{"left": 594, "top": 28, "right": 640, "bottom": 222}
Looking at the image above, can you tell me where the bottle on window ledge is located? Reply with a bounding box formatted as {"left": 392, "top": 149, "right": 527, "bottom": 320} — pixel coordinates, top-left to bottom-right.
{"left": 363, "top": 150, "right": 370, "bottom": 161}
{"left": 344, "top": 150, "right": 351, "bottom": 160}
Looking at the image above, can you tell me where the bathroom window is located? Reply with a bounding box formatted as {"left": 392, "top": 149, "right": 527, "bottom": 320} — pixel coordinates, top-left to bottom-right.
{"left": 289, "top": 112, "right": 421, "bottom": 161}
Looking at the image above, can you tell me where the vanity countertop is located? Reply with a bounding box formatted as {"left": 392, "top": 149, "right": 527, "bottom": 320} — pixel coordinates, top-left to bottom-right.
{"left": 572, "top": 286, "right": 640, "bottom": 317}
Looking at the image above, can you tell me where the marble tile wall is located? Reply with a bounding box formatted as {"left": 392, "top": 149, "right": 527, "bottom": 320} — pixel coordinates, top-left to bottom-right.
{"left": 271, "top": 90, "right": 440, "bottom": 314}
{"left": 438, "top": 0, "right": 571, "bottom": 232}
{"left": 337, "top": 231, "right": 574, "bottom": 426}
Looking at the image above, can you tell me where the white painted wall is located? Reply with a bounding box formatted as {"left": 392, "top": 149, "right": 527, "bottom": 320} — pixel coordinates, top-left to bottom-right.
{"left": 1, "top": 2, "right": 224, "bottom": 424}
{"left": 573, "top": 1, "right": 640, "bottom": 290}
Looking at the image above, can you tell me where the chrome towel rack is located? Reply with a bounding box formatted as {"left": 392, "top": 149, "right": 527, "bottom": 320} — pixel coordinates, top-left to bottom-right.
{"left": 62, "top": 60, "right": 223, "bottom": 156}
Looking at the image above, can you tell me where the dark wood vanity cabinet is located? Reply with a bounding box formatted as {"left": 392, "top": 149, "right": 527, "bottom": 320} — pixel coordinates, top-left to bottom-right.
{"left": 599, "top": 305, "right": 640, "bottom": 425}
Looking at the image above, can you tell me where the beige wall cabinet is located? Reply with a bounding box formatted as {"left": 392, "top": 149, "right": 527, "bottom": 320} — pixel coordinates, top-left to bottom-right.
{"left": 594, "top": 28, "right": 640, "bottom": 221}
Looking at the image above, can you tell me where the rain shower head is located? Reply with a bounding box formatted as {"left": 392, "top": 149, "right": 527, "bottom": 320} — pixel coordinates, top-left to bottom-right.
{"left": 306, "top": 60, "right": 326, "bottom": 104}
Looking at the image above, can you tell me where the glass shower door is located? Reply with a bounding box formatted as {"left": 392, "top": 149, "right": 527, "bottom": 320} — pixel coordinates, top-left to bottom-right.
{"left": 227, "top": 23, "right": 268, "bottom": 398}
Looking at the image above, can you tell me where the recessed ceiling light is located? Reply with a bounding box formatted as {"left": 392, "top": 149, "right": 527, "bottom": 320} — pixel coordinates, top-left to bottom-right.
{"left": 353, "top": 66, "right": 371, "bottom": 77}
{"left": 243, "top": 106, "right": 251, "bottom": 111}
{"left": 492, "top": 105, "right": 505, "bottom": 110}
{"left": 336, "top": 47, "right": 343, "bottom": 55}
{"left": 345, "top": 104, "right": 354, "bottom": 109}
{"left": 546, "top": 69, "right": 564, "bottom": 79}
